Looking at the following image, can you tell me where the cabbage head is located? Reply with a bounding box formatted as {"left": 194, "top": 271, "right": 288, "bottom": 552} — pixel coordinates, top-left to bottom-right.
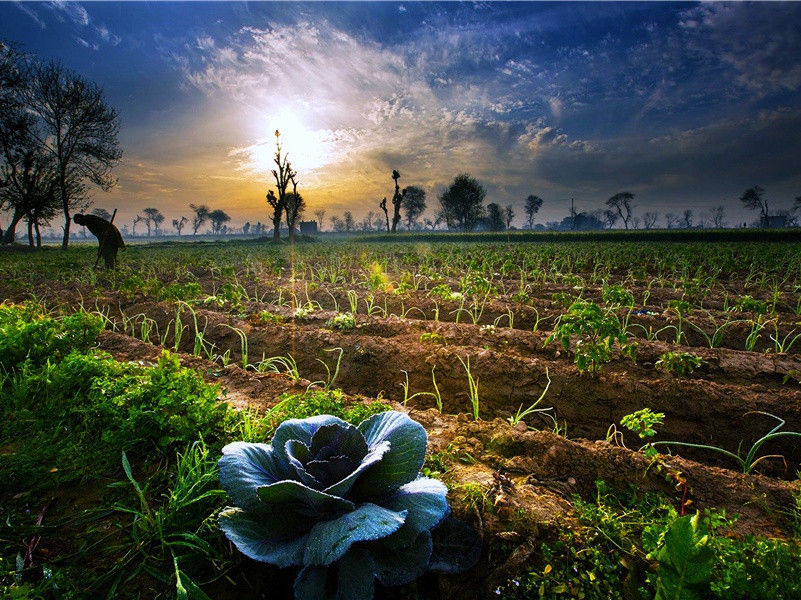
{"left": 218, "top": 411, "right": 452, "bottom": 599}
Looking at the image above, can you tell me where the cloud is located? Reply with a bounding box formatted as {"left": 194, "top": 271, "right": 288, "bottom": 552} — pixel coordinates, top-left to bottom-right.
{"left": 14, "top": 1, "right": 46, "bottom": 29}
{"left": 45, "top": 2, "right": 122, "bottom": 49}
{"left": 48, "top": 0, "right": 89, "bottom": 26}
{"left": 134, "top": 6, "right": 801, "bottom": 223}
{"left": 677, "top": 3, "right": 801, "bottom": 95}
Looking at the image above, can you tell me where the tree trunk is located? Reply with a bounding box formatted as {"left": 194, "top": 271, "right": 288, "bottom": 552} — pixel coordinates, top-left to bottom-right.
{"left": 60, "top": 171, "right": 70, "bottom": 249}
{"left": 35, "top": 219, "right": 42, "bottom": 247}
{"left": 1, "top": 208, "right": 25, "bottom": 244}
{"left": 272, "top": 208, "right": 282, "bottom": 243}
{"left": 27, "top": 218, "right": 34, "bottom": 247}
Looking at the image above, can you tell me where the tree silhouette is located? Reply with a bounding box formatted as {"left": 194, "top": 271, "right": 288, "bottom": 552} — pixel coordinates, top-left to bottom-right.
{"left": 284, "top": 191, "right": 305, "bottom": 242}
{"left": 314, "top": 209, "right": 326, "bottom": 232}
{"left": 379, "top": 197, "right": 390, "bottom": 232}
{"left": 330, "top": 215, "right": 344, "bottom": 232}
{"left": 739, "top": 186, "right": 769, "bottom": 223}
{"left": 0, "top": 44, "right": 64, "bottom": 245}
{"left": 267, "top": 130, "right": 297, "bottom": 243}
{"left": 27, "top": 60, "right": 121, "bottom": 249}
{"left": 132, "top": 214, "right": 144, "bottom": 236}
{"left": 486, "top": 202, "right": 505, "bottom": 231}
{"left": 172, "top": 216, "right": 188, "bottom": 236}
{"left": 524, "top": 195, "right": 543, "bottom": 229}
{"left": 401, "top": 185, "right": 426, "bottom": 230}
{"left": 682, "top": 209, "right": 694, "bottom": 229}
{"left": 711, "top": 206, "right": 727, "bottom": 229}
{"left": 642, "top": 211, "right": 659, "bottom": 230}
{"left": 438, "top": 173, "right": 486, "bottom": 231}
{"left": 390, "top": 170, "right": 402, "bottom": 232}
{"left": 91, "top": 207, "right": 112, "bottom": 221}
{"left": 664, "top": 213, "right": 678, "bottom": 229}
{"left": 343, "top": 210, "right": 354, "bottom": 232}
{"left": 142, "top": 207, "right": 163, "bottom": 236}
{"left": 190, "top": 203, "right": 210, "bottom": 235}
{"left": 602, "top": 209, "right": 618, "bottom": 229}
{"left": 504, "top": 204, "right": 514, "bottom": 230}
{"left": 605, "top": 192, "right": 634, "bottom": 229}
{"left": 209, "top": 209, "right": 230, "bottom": 235}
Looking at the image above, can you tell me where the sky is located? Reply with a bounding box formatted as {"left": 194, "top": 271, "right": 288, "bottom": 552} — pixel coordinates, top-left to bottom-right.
{"left": 2, "top": 1, "right": 801, "bottom": 230}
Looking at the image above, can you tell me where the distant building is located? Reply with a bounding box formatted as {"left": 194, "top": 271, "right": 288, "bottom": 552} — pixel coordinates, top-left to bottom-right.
{"left": 760, "top": 215, "right": 788, "bottom": 228}
{"left": 299, "top": 220, "right": 318, "bottom": 235}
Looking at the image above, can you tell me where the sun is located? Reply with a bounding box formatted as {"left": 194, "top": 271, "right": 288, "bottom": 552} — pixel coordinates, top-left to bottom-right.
{"left": 246, "top": 110, "right": 334, "bottom": 175}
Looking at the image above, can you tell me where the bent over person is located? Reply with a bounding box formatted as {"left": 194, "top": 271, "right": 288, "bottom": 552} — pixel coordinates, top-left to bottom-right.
{"left": 73, "top": 213, "right": 125, "bottom": 269}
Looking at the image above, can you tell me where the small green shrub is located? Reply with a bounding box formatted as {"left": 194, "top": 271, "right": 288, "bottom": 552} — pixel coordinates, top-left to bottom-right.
{"left": 420, "top": 331, "right": 446, "bottom": 344}
{"left": 158, "top": 281, "right": 203, "bottom": 302}
{"left": 621, "top": 408, "right": 665, "bottom": 439}
{"left": 0, "top": 303, "right": 103, "bottom": 372}
{"left": 326, "top": 312, "right": 356, "bottom": 331}
{"left": 545, "top": 300, "right": 636, "bottom": 374}
{"left": 602, "top": 283, "right": 635, "bottom": 308}
{"left": 257, "top": 310, "right": 284, "bottom": 324}
{"left": 656, "top": 351, "right": 707, "bottom": 377}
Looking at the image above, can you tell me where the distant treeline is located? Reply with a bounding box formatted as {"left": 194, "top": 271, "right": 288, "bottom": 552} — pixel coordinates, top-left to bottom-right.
{"left": 339, "top": 228, "right": 801, "bottom": 244}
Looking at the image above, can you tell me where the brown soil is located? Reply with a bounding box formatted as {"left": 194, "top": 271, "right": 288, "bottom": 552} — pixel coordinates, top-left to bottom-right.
{"left": 94, "top": 332, "right": 801, "bottom": 597}
{"left": 95, "top": 297, "right": 801, "bottom": 477}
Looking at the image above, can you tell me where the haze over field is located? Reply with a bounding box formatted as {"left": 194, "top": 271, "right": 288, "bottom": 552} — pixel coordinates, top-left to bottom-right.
{"left": 2, "top": 1, "right": 801, "bottom": 227}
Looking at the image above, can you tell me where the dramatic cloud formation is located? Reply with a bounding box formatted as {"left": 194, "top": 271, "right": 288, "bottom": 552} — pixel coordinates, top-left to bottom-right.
{"left": 2, "top": 2, "right": 800, "bottom": 229}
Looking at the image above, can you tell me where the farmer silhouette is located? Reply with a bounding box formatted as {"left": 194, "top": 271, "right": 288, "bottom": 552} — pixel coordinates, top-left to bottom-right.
{"left": 73, "top": 213, "right": 125, "bottom": 269}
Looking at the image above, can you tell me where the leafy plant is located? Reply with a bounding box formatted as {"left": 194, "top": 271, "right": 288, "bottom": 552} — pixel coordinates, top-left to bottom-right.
{"left": 602, "top": 283, "right": 635, "bottom": 308}
{"left": 217, "top": 411, "right": 479, "bottom": 599}
{"left": 257, "top": 310, "right": 284, "bottom": 324}
{"left": 545, "top": 300, "right": 636, "bottom": 374}
{"left": 621, "top": 408, "right": 665, "bottom": 439}
{"left": 654, "top": 513, "right": 715, "bottom": 600}
{"left": 656, "top": 351, "right": 707, "bottom": 377}
{"left": 326, "top": 312, "right": 356, "bottom": 331}
{"left": 420, "top": 331, "right": 446, "bottom": 345}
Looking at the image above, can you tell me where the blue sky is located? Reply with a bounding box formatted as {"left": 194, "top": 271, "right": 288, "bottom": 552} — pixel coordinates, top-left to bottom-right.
{"left": 2, "top": 1, "right": 801, "bottom": 228}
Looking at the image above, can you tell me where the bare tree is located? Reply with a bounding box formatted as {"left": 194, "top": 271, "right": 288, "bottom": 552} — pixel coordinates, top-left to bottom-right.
{"left": 711, "top": 205, "right": 727, "bottom": 228}
{"left": 524, "top": 195, "right": 543, "bottom": 229}
{"left": 132, "top": 214, "right": 144, "bottom": 236}
{"left": 172, "top": 216, "right": 187, "bottom": 235}
{"left": 682, "top": 209, "right": 694, "bottom": 229}
{"left": 602, "top": 209, "right": 618, "bottom": 229}
{"left": 190, "top": 203, "right": 210, "bottom": 235}
{"left": 330, "top": 215, "right": 344, "bottom": 232}
{"left": 26, "top": 61, "right": 121, "bottom": 249}
{"left": 504, "top": 204, "right": 514, "bottom": 230}
{"left": 643, "top": 211, "right": 659, "bottom": 229}
{"left": 664, "top": 213, "right": 678, "bottom": 229}
{"left": 314, "top": 208, "right": 326, "bottom": 232}
{"left": 605, "top": 192, "right": 634, "bottom": 229}
{"left": 361, "top": 210, "right": 376, "bottom": 232}
{"left": 379, "top": 197, "right": 390, "bottom": 232}
{"left": 390, "top": 170, "right": 402, "bottom": 232}
{"left": 267, "top": 130, "right": 296, "bottom": 243}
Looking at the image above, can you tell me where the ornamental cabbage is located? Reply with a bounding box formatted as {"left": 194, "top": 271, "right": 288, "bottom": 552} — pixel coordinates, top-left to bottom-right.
{"left": 218, "top": 411, "right": 460, "bottom": 599}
